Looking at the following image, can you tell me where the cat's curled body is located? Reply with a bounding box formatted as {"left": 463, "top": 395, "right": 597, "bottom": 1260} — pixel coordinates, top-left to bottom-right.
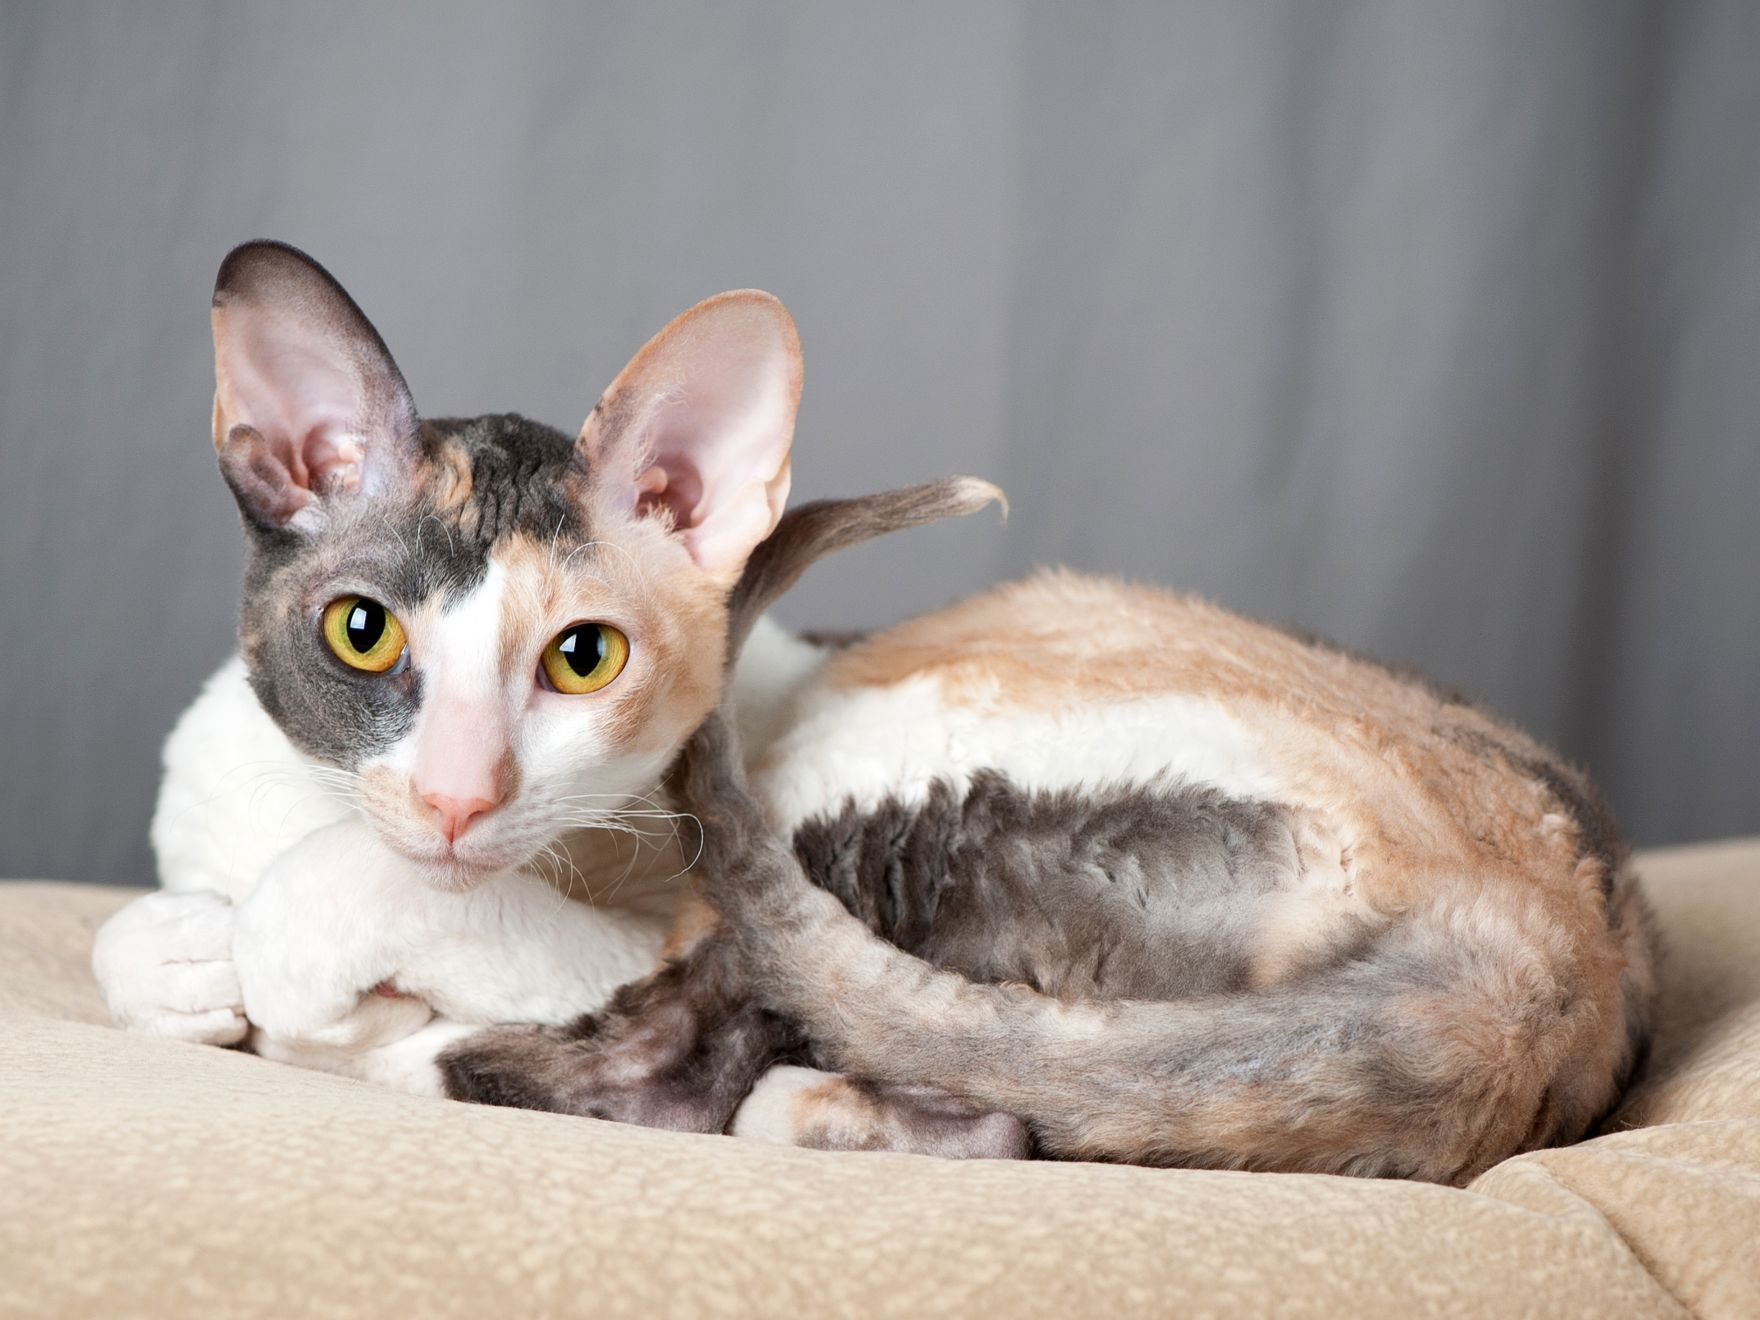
{"left": 96, "top": 239, "right": 1657, "bottom": 1182}
{"left": 451, "top": 568, "right": 1658, "bottom": 1182}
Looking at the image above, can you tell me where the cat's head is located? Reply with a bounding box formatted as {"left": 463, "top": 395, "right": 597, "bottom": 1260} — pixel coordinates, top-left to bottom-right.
{"left": 210, "top": 240, "right": 800, "bottom": 887}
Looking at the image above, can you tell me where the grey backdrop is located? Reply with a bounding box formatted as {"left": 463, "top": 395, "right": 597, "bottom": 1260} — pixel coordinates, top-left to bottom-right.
{"left": 3, "top": 1, "right": 1757, "bottom": 887}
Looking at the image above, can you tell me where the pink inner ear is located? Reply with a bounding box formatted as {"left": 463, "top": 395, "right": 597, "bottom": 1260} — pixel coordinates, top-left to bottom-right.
{"left": 633, "top": 454, "right": 701, "bottom": 527}
{"left": 220, "top": 317, "right": 374, "bottom": 495}
{"left": 212, "top": 280, "right": 418, "bottom": 518}
{"left": 624, "top": 325, "right": 797, "bottom": 573}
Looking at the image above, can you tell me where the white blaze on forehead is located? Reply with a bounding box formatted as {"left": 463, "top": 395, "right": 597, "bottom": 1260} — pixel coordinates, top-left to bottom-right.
{"left": 411, "top": 559, "right": 515, "bottom": 806}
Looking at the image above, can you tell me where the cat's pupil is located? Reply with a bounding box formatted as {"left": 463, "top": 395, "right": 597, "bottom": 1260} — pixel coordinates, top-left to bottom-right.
{"left": 558, "top": 625, "right": 605, "bottom": 677}
{"left": 345, "top": 600, "right": 385, "bottom": 653}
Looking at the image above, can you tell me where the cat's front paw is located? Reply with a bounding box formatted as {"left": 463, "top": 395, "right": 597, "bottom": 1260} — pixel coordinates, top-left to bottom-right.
{"left": 91, "top": 889, "right": 247, "bottom": 1046}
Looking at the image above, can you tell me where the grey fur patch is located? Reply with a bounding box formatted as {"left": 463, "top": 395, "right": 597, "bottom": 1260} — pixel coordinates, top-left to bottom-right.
{"left": 793, "top": 773, "right": 1303, "bottom": 1000}
{"left": 795, "top": 628, "right": 869, "bottom": 651}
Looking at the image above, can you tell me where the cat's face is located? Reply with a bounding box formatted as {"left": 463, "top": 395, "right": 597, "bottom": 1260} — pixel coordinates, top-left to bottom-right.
{"left": 209, "top": 242, "right": 800, "bottom": 887}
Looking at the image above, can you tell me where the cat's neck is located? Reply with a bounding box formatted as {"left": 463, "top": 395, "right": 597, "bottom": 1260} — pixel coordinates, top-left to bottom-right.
{"left": 543, "top": 796, "right": 697, "bottom": 914}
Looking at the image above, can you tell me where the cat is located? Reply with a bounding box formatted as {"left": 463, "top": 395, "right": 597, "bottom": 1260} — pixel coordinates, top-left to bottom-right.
{"left": 92, "top": 240, "right": 1023, "bottom": 1152}
{"left": 436, "top": 484, "right": 1661, "bottom": 1183}
{"left": 95, "top": 239, "right": 1658, "bottom": 1182}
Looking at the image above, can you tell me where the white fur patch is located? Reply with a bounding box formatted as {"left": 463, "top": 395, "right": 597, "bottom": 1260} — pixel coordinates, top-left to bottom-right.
{"left": 396, "top": 556, "right": 516, "bottom": 806}
{"left": 151, "top": 657, "right": 351, "bottom": 903}
{"left": 728, "top": 1064, "right": 842, "bottom": 1145}
{"left": 729, "top": 616, "right": 828, "bottom": 751}
{"left": 757, "top": 676, "right": 1294, "bottom": 833}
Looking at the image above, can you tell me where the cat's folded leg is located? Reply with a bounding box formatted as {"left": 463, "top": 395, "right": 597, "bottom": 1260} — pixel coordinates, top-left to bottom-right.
{"left": 231, "top": 820, "right": 435, "bottom": 1051}
{"left": 234, "top": 821, "right": 488, "bottom": 1094}
{"left": 234, "top": 816, "right": 677, "bottom": 1095}
{"left": 437, "top": 921, "right": 1032, "bottom": 1155}
{"left": 91, "top": 888, "right": 247, "bottom": 1046}
{"left": 274, "top": 880, "right": 671, "bottom": 1098}
{"left": 387, "top": 869, "right": 667, "bottom": 1028}
{"left": 439, "top": 931, "right": 799, "bottom": 1134}
{"left": 236, "top": 817, "right": 669, "bottom": 1041}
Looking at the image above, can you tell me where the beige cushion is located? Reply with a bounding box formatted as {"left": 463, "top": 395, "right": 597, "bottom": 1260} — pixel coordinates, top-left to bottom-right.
{"left": 3, "top": 840, "right": 1758, "bottom": 1317}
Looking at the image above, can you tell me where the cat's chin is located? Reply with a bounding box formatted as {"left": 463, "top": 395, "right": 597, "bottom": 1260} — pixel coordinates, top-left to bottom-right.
{"left": 412, "top": 858, "right": 497, "bottom": 893}
{"left": 377, "top": 838, "right": 529, "bottom": 893}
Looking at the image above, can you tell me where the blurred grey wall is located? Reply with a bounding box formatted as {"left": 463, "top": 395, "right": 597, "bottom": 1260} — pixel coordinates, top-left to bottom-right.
{"left": 2, "top": 1, "right": 1756, "bottom": 886}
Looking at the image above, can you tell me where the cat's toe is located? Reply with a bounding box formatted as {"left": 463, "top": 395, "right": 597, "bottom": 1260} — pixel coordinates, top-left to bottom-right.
{"left": 93, "top": 889, "right": 248, "bottom": 1043}
{"left": 140, "top": 1005, "right": 250, "bottom": 1047}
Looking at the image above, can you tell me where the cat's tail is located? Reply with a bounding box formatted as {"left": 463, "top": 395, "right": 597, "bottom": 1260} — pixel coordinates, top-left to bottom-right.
{"left": 726, "top": 476, "right": 1005, "bottom": 659}
{"left": 678, "top": 711, "right": 1655, "bottom": 1185}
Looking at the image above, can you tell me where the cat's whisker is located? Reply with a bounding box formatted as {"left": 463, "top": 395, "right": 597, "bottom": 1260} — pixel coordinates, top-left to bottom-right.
{"left": 522, "top": 846, "right": 551, "bottom": 889}
{"left": 422, "top": 512, "right": 456, "bottom": 556}
{"left": 548, "top": 850, "right": 575, "bottom": 907}
{"left": 529, "top": 843, "right": 573, "bottom": 906}
{"left": 556, "top": 846, "right": 590, "bottom": 908}
{"left": 549, "top": 792, "right": 701, "bottom": 840}
{"left": 378, "top": 513, "right": 409, "bottom": 558}
{"left": 559, "top": 538, "right": 641, "bottom": 577}
{"left": 523, "top": 839, "right": 588, "bottom": 911}
{"left": 266, "top": 790, "right": 359, "bottom": 838}
{"left": 557, "top": 814, "right": 679, "bottom": 847}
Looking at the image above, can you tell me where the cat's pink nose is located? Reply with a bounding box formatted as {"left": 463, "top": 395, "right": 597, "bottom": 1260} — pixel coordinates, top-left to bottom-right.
{"left": 423, "top": 792, "right": 498, "bottom": 844}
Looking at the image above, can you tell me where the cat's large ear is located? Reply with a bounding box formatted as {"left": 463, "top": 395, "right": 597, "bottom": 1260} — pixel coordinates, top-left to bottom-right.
{"left": 210, "top": 241, "right": 420, "bottom": 533}
{"left": 579, "top": 291, "right": 802, "bottom": 581}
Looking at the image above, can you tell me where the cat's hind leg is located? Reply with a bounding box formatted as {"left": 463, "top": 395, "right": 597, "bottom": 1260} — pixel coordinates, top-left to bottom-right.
{"left": 731, "top": 1065, "right": 1030, "bottom": 1159}
{"left": 440, "top": 951, "right": 1031, "bottom": 1158}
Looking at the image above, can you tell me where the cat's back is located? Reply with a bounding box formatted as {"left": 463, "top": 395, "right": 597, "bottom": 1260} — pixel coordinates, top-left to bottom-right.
{"left": 759, "top": 568, "right": 1630, "bottom": 926}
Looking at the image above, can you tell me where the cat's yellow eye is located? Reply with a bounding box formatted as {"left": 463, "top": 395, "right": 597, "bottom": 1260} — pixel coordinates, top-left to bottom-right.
{"left": 540, "top": 622, "right": 629, "bottom": 695}
{"left": 321, "top": 596, "right": 407, "bottom": 673}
